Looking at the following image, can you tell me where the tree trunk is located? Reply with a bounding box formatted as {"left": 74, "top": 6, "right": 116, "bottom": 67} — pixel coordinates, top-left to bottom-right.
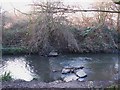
{"left": 0, "top": 8, "right": 2, "bottom": 46}
{"left": 117, "top": 5, "right": 120, "bottom": 33}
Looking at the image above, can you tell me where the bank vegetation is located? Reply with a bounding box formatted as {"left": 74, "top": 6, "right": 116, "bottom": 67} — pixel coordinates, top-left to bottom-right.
{"left": 1, "top": 0, "right": 120, "bottom": 55}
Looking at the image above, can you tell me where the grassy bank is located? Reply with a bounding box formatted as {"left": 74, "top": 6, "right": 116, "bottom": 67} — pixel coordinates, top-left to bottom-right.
{"left": 2, "top": 47, "right": 29, "bottom": 55}
{"left": 2, "top": 46, "right": 119, "bottom": 55}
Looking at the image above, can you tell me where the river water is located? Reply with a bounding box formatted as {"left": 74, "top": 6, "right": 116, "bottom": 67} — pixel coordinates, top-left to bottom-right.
{"left": 1, "top": 54, "right": 119, "bottom": 82}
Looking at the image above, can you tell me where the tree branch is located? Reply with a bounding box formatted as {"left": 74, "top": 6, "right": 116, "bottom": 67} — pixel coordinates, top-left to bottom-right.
{"left": 35, "top": 9, "right": 120, "bottom": 14}
{"left": 14, "top": 5, "right": 120, "bottom": 16}
{"left": 32, "top": 4, "right": 120, "bottom": 13}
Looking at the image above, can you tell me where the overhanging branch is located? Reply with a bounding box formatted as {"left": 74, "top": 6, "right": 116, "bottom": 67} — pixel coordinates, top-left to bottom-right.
{"left": 35, "top": 9, "right": 120, "bottom": 14}
{"left": 70, "top": 9, "right": 120, "bottom": 13}
{"left": 14, "top": 7, "right": 120, "bottom": 16}
{"left": 31, "top": 4, "right": 120, "bottom": 13}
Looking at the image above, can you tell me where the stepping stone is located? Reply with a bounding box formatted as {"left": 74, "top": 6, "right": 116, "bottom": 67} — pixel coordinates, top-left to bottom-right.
{"left": 62, "top": 68, "right": 71, "bottom": 74}
{"left": 77, "top": 78, "right": 84, "bottom": 82}
{"left": 75, "top": 69, "right": 87, "bottom": 78}
{"left": 63, "top": 74, "right": 79, "bottom": 82}
{"left": 48, "top": 51, "right": 58, "bottom": 57}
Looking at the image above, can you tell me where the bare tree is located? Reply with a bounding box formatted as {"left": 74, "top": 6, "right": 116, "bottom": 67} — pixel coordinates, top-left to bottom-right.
{"left": 28, "top": 1, "right": 80, "bottom": 55}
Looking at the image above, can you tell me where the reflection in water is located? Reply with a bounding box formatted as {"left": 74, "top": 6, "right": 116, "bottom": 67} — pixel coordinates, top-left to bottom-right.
{"left": 84, "top": 54, "right": 119, "bottom": 80}
{"left": 2, "top": 57, "right": 36, "bottom": 81}
{"left": 1, "top": 54, "right": 119, "bottom": 82}
{"left": 26, "top": 55, "right": 51, "bottom": 82}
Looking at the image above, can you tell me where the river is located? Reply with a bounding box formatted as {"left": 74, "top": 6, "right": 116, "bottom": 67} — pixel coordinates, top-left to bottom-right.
{"left": 1, "top": 53, "right": 119, "bottom": 82}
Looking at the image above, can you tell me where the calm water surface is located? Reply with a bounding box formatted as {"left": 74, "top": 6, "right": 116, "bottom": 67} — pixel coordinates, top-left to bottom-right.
{"left": 1, "top": 54, "right": 119, "bottom": 82}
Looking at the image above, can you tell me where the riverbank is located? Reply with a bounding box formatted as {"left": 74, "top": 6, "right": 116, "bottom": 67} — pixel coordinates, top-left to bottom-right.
{"left": 2, "top": 47, "right": 29, "bottom": 55}
{"left": 1, "top": 80, "right": 119, "bottom": 89}
{"left": 2, "top": 47, "right": 120, "bottom": 56}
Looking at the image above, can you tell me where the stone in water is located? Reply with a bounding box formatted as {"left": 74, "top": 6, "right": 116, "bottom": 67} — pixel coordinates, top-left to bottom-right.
{"left": 48, "top": 51, "right": 58, "bottom": 57}
{"left": 75, "top": 69, "right": 87, "bottom": 78}
{"left": 77, "top": 78, "right": 84, "bottom": 82}
{"left": 63, "top": 74, "right": 79, "bottom": 82}
{"left": 62, "top": 68, "right": 71, "bottom": 74}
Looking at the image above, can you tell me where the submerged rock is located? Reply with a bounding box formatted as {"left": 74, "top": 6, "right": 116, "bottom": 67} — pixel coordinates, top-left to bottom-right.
{"left": 48, "top": 51, "right": 58, "bottom": 57}
{"left": 75, "top": 69, "right": 87, "bottom": 78}
{"left": 62, "top": 68, "right": 72, "bottom": 74}
{"left": 77, "top": 78, "right": 84, "bottom": 82}
{"left": 73, "top": 66, "right": 84, "bottom": 70}
{"left": 62, "top": 66, "right": 84, "bottom": 74}
{"left": 84, "top": 57, "right": 92, "bottom": 60}
{"left": 63, "top": 74, "right": 79, "bottom": 82}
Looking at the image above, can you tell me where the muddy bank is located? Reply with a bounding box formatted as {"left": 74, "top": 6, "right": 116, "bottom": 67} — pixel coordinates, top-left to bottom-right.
{"left": 1, "top": 80, "right": 118, "bottom": 89}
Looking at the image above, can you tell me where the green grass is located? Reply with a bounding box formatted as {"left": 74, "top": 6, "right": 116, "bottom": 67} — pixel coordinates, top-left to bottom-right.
{"left": 105, "top": 84, "right": 120, "bottom": 90}
{"left": 0, "top": 72, "right": 12, "bottom": 81}
{"left": 2, "top": 47, "right": 29, "bottom": 55}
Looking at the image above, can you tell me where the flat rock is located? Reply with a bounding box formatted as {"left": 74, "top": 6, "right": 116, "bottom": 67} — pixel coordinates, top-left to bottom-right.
{"left": 75, "top": 69, "right": 87, "bottom": 78}
{"left": 48, "top": 51, "right": 58, "bottom": 57}
{"left": 63, "top": 74, "right": 79, "bottom": 82}
{"left": 77, "top": 78, "right": 84, "bottom": 82}
{"left": 62, "top": 68, "right": 71, "bottom": 74}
